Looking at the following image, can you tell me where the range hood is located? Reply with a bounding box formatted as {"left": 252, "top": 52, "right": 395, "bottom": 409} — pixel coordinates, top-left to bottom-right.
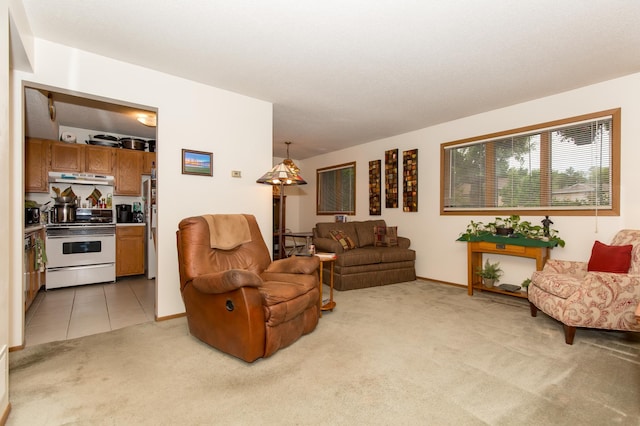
{"left": 49, "top": 172, "right": 115, "bottom": 186}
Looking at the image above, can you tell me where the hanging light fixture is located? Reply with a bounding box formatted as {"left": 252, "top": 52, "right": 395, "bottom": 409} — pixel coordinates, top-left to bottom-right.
{"left": 257, "top": 148, "right": 306, "bottom": 260}
{"left": 137, "top": 113, "right": 157, "bottom": 127}
{"left": 282, "top": 141, "right": 301, "bottom": 176}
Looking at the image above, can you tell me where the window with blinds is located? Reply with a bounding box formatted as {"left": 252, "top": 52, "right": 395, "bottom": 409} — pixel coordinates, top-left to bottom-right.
{"left": 317, "top": 162, "right": 356, "bottom": 215}
{"left": 441, "top": 108, "right": 620, "bottom": 215}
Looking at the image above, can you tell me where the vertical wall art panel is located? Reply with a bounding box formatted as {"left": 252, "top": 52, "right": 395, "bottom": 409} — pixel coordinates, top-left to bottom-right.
{"left": 385, "top": 149, "right": 398, "bottom": 208}
{"left": 403, "top": 149, "right": 418, "bottom": 212}
{"left": 369, "top": 160, "right": 382, "bottom": 215}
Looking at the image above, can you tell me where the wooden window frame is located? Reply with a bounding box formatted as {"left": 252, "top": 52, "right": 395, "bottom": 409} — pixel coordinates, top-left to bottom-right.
{"left": 316, "top": 162, "right": 356, "bottom": 215}
{"left": 440, "top": 108, "right": 621, "bottom": 216}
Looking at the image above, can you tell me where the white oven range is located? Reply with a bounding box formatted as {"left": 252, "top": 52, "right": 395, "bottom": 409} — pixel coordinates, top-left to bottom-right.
{"left": 45, "top": 223, "right": 116, "bottom": 289}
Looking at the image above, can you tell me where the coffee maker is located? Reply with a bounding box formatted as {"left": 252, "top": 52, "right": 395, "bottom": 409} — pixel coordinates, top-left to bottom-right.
{"left": 116, "top": 204, "right": 132, "bottom": 223}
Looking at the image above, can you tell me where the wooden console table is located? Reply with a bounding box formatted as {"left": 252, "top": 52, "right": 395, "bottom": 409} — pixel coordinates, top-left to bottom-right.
{"left": 466, "top": 240, "right": 552, "bottom": 299}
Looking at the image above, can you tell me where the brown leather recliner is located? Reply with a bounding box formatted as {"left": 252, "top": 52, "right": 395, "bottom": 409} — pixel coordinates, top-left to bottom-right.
{"left": 176, "top": 214, "right": 320, "bottom": 362}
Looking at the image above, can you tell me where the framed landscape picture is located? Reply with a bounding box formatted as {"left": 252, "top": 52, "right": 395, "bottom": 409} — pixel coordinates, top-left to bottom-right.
{"left": 182, "top": 149, "right": 213, "bottom": 176}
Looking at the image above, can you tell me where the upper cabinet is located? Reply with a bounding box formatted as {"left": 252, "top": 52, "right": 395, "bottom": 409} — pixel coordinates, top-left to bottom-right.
{"left": 142, "top": 152, "right": 156, "bottom": 175}
{"left": 25, "top": 138, "right": 50, "bottom": 193}
{"left": 115, "top": 149, "right": 143, "bottom": 195}
{"left": 50, "top": 140, "right": 84, "bottom": 172}
{"left": 25, "top": 138, "right": 152, "bottom": 196}
{"left": 85, "top": 145, "right": 115, "bottom": 175}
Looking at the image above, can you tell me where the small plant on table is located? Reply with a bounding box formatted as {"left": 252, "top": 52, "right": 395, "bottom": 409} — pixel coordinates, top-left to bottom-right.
{"left": 475, "top": 259, "right": 503, "bottom": 288}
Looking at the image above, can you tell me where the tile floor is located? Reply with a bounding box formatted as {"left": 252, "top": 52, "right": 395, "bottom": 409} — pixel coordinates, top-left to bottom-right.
{"left": 24, "top": 276, "right": 155, "bottom": 347}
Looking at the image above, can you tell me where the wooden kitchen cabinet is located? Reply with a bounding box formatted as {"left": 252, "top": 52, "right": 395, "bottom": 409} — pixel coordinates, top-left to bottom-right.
{"left": 50, "top": 140, "right": 84, "bottom": 172}
{"left": 25, "top": 138, "right": 50, "bottom": 192}
{"left": 26, "top": 139, "right": 152, "bottom": 195}
{"left": 115, "top": 149, "right": 143, "bottom": 195}
{"left": 142, "top": 152, "right": 156, "bottom": 175}
{"left": 116, "top": 225, "right": 145, "bottom": 277}
{"left": 51, "top": 140, "right": 116, "bottom": 175}
{"left": 25, "top": 227, "right": 46, "bottom": 311}
{"left": 85, "top": 145, "right": 115, "bottom": 175}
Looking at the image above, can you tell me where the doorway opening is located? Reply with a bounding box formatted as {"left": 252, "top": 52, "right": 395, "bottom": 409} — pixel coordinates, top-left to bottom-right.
{"left": 23, "top": 83, "right": 159, "bottom": 346}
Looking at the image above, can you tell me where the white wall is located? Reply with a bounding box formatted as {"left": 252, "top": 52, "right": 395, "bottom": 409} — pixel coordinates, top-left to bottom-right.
{"left": 9, "top": 38, "right": 273, "bottom": 347}
{"left": 1, "top": 0, "right": 11, "bottom": 418}
{"left": 297, "top": 73, "right": 640, "bottom": 287}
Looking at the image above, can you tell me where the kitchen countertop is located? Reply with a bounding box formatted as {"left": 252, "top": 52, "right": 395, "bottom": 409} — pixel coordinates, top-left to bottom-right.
{"left": 25, "top": 224, "right": 45, "bottom": 233}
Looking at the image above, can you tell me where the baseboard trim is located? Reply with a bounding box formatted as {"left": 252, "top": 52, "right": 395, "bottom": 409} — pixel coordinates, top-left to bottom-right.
{"left": 8, "top": 344, "right": 24, "bottom": 352}
{"left": 156, "top": 312, "right": 186, "bottom": 322}
{"left": 0, "top": 402, "right": 11, "bottom": 426}
{"left": 416, "top": 276, "right": 466, "bottom": 289}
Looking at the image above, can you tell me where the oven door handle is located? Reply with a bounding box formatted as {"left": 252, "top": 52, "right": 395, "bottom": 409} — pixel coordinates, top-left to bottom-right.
{"left": 46, "top": 234, "right": 115, "bottom": 239}
{"left": 47, "top": 263, "right": 114, "bottom": 271}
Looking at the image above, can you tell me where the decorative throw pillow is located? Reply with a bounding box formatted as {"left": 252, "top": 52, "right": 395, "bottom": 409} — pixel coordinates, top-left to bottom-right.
{"left": 329, "top": 229, "right": 356, "bottom": 251}
{"left": 587, "top": 240, "right": 633, "bottom": 273}
{"left": 374, "top": 226, "right": 398, "bottom": 247}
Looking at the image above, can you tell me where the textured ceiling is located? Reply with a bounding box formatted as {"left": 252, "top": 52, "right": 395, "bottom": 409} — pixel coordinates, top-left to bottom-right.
{"left": 19, "top": 0, "right": 640, "bottom": 159}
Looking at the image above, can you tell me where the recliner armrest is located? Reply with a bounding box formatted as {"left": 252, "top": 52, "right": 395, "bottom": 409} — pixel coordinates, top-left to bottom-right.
{"left": 190, "top": 269, "right": 263, "bottom": 294}
{"left": 265, "top": 255, "right": 320, "bottom": 275}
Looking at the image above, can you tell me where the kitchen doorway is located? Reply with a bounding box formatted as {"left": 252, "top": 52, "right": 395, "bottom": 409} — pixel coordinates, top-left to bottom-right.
{"left": 23, "top": 83, "right": 159, "bottom": 343}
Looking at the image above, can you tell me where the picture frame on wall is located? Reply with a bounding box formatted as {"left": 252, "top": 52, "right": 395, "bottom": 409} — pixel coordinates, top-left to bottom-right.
{"left": 403, "top": 149, "right": 418, "bottom": 212}
{"left": 182, "top": 149, "right": 213, "bottom": 176}
{"left": 369, "top": 159, "right": 382, "bottom": 215}
{"left": 385, "top": 149, "right": 398, "bottom": 208}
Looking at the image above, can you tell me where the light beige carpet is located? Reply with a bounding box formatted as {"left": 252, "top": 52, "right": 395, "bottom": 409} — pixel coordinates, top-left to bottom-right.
{"left": 8, "top": 280, "right": 640, "bottom": 425}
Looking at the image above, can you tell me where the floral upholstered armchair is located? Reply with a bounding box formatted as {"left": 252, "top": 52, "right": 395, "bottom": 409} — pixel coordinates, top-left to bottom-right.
{"left": 528, "top": 229, "right": 640, "bottom": 344}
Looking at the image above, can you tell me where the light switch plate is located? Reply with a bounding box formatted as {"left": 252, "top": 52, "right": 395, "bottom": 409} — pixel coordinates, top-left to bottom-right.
{"left": 231, "top": 170, "right": 241, "bottom": 178}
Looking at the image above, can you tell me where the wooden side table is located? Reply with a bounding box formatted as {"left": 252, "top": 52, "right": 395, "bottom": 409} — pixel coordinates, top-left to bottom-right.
{"left": 316, "top": 253, "right": 337, "bottom": 316}
{"left": 467, "top": 241, "right": 552, "bottom": 299}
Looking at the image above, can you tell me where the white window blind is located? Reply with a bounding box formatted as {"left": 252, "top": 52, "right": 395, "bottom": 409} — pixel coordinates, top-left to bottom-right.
{"left": 442, "top": 111, "right": 616, "bottom": 213}
{"left": 317, "top": 162, "right": 356, "bottom": 215}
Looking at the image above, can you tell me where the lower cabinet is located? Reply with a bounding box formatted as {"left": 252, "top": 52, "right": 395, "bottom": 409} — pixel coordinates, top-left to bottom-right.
{"left": 25, "top": 228, "right": 46, "bottom": 311}
{"left": 116, "top": 225, "right": 145, "bottom": 277}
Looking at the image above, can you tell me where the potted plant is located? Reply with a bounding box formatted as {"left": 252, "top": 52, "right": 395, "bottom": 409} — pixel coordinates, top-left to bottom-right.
{"left": 458, "top": 215, "right": 566, "bottom": 248}
{"left": 475, "top": 259, "right": 503, "bottom": 288}
{"left": 494, "top": 214, "right": 520, "bottom": 236}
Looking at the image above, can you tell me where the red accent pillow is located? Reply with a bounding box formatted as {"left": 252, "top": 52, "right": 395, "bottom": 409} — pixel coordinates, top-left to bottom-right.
{"left": 587, "top": 241, "right": 633, "bottom": 273}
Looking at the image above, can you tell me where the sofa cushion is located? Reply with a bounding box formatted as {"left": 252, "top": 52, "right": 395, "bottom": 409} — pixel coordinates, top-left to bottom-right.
{"left": 315, "top": 222, "right": 359, "bottom": 246}
{"left": 374, "top": 225, "right": 398, "bottom": 247}
{"left": 531, "top": 271, "right": 581, "bottom": 299}
{"left": 379, "top": 247, "right": 416, "bottom": 263}
{"left": 259, "top": 277, "right": 318, "bottom": 326}
{"left": 329, "top": 229, "right": 356, "bottom": 250}
{"left": 587, "top": 240, "right": 632, "bottom": 273}
{"left": 354, "top": 220, "right": 386, "bottom": 247}
{"left": 336, "top": 248, "right": 382, "bottom": 267}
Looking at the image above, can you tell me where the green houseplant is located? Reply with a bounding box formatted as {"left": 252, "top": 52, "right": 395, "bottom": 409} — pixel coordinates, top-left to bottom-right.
{"left": 475, "top": 259, "right": 503, "bottom": 288}
{"left": 459, "top": 215, "right": 566, "bottom": 247}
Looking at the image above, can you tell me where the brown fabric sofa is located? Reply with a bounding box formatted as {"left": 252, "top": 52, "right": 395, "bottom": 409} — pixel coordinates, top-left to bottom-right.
{"left": 177, "top": 214, "right": 320, "bottom": 362}
{"left": 312, "top": 219, "right": 416, "bottom": 291}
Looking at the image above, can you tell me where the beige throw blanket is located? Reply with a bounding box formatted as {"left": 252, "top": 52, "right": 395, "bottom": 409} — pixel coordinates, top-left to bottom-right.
{"left": 202, "top": 214, "right": 252, "bottom": 249}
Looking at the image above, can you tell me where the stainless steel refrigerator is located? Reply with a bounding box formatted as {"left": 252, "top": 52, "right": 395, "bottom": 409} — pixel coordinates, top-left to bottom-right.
{"left": 142, "top": 177, "right": 157, "bottom": 279}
